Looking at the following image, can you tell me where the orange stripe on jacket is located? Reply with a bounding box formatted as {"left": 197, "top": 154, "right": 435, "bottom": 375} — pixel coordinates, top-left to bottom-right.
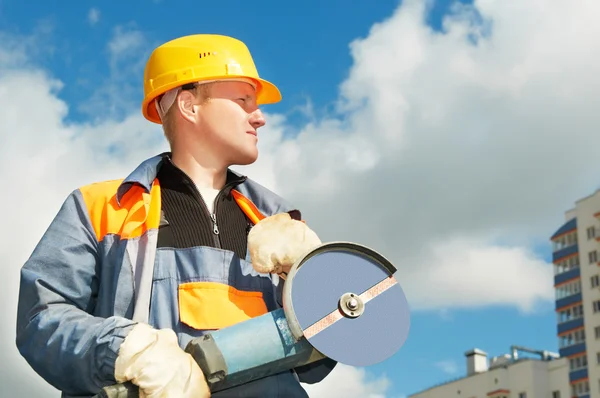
{"left": 178, "top": 281, "right": 268, "bottom": 330}
{"left": 79, "top": 179, "right": 162, "bottom": 241}
{"left": 231, "top": 189, "right": 266, "bottom": 225}
{"left": 232, "top": 189, "right": 305, "bottom": 224}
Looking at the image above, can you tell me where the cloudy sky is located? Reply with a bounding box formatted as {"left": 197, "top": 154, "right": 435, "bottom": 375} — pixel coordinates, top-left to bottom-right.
{"left": 1, "top": 0, "right": 599, "bottom": 396}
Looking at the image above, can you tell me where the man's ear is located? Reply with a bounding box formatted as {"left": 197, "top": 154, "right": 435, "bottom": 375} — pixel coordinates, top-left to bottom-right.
{"left": 177, "top": 90, "right": 197, "bottom": 123}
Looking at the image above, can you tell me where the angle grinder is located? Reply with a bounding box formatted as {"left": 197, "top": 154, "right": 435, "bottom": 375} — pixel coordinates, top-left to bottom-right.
{"left": 95, "top": 241, "right": 411, "bottom": 397}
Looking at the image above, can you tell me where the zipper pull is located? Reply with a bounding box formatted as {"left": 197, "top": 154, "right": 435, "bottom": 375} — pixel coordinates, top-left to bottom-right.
{"left": 211, "top": 213, "right": 219, "bottom": 235}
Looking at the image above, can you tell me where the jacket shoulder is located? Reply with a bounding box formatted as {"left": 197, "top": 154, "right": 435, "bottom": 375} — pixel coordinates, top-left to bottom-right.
{"left": 75, "top": 179, "right": 128, "bottom": 241}
{"left": 235, "top": 177, "right": 298, "bottom": 218}
{"left": 77, "top": 179, "right": 124, "bottom": 209}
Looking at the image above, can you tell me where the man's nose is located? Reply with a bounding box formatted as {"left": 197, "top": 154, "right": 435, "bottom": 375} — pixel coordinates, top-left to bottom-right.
{"left": 249, "top": 108, "right": 266, "bottom": 129}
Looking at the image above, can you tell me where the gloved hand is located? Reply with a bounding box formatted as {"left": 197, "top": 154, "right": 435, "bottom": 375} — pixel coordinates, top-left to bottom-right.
{"left": 114, "top": 323, "right": 211, "bottom": 398}
{"left": 248, "top": 213, "right": 322, "bottom": 279}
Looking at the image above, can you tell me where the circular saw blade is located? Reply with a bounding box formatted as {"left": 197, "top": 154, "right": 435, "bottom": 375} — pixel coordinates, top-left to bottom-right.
{"left": 283, "top": 242, "right": 410, "bottom": 367}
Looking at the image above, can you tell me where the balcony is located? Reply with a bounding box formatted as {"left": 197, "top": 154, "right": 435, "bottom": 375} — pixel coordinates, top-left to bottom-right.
{"left": 558, "top": 317, "right": 584, "bottom": 334}
{"left": 553, "top": 244, "right": 579, "bottom": 262}
{"left": 551, "top": 218, "right": 577, "bottom": 242}
{"left": 556, "top": 293, "right": 583, "bottom": 310}
{"left": 555, "top": 267, "right": 580, "bottom": 285}
{"left": 570, "top": 367, "right": 588, "bottom": 382}
{"left": 559, "top": 342, "right": 586, "bottom": 357}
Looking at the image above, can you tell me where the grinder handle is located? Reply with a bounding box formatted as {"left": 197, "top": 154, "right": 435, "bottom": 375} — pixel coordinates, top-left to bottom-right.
{"left": 94, "top": 382, "right": 139, "bottom": 398}
{"left": 92, "top": 333, "right": 222, "bottom": 398}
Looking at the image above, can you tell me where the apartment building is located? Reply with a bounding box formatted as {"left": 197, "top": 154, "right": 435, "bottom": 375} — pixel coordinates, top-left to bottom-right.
{"left": 551, "top": 188, "right": 600, "bottom": 397}
{"left": 408, "top": 346, "right": 569, "bottom": 398}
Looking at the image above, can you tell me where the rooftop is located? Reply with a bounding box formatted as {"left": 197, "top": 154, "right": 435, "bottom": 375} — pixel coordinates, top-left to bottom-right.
{"left": 408, "top": 345, "right": 560, "bottom": 397}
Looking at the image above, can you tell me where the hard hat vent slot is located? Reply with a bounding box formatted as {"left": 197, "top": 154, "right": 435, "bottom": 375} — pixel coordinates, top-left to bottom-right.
{"left": 199, "top": 52, "right": 214, "bottom": 59}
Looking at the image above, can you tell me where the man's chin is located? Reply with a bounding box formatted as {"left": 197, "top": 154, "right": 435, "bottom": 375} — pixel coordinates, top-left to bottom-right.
{"left": 232, "top": 153, "right": 259, "bottom": 167}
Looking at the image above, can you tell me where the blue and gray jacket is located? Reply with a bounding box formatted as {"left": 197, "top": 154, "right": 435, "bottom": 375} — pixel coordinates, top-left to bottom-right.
{"left": 16, "top": 153, "right": 336, "bottom": 397}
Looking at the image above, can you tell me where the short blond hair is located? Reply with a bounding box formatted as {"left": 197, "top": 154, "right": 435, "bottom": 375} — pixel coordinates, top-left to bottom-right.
{"left": 160, "top": 83, "right": 214, "bottom": 146}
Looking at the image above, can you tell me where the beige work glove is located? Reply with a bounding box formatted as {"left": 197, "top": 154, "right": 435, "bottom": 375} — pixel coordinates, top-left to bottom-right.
{"left": 248, "top": 213, "right": 322, "bottom": 279}
{"left": 115, "top": 323, "right": 211, "bottom": 398}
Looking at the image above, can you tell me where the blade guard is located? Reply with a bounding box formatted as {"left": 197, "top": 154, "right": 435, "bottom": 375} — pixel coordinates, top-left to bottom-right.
{"left": 281, "top": 241, "right": 410, "bottom": 367}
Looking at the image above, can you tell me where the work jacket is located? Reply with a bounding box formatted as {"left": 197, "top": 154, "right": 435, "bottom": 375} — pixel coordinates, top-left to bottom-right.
{"left": 16, "top": 153, "right": 335, "bottom": 397}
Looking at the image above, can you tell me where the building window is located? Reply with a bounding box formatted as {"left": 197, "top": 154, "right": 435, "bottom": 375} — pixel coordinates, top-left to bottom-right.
{"left": 554, "top": 256, "right": 581, "bottom": 275}
{"left": 594, "top": 300, "right": 600, "bottom": 313}
{"left": 590, "top": 250, "right": 598, "bottom": 264}
{"left": 558, "top": 304, "right": 584, "bottom": 323}
{"left": 518, "top": 393, "right": 527, "bottom": 398}
{"left": 559, "top": 328, "right": 586, "bottom": 348}
{"left": 570, "top": 354, "right": 588, "bottom": 370}
{"left": 588, "top": 227, "right": 596, "bottom": 240}
{"left": 571, "top": 380, "right": 589, "bottom": 396}
{"left": 596, "top": 326, "right": 600, "bottom": 339}
{"left": 552, "top": 391, "right": 560, "bottom": 398}
{"left": 553, "top": 231, "right": 578, "bottom": 251}
{"left": 593, "top": 275, "right": 600, "bottom": 288}
{"left": 597, "top": 352, "right": 600, "bottom": 364}
{"left": 556, "top": 280, "right": 582, "bottom": 300}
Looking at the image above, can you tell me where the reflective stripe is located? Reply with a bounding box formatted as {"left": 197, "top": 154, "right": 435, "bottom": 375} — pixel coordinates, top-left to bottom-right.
{"left": 130, "top": 181, "right": 162, "bottom": 323}
{"left": 178, "top": 281, "right": 268, "bottom": 330}
{"left": 79, "top": 179, "right": 162, "bottom": 240}
{"left": 232, "top": 189, "right": 266, "bottom": 225}
{"left": 130, "top": 229, "right": 159, "bottom": 323}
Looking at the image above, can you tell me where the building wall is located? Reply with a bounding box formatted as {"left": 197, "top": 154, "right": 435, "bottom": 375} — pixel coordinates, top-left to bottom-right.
{"left": 409, "top": 357, "right": 569, "bottom": 398}
{"left": 548, "top": 358, "right": 572, "bottom": 397}
{"left": 572, "top": 190, "right": 600, "bottom": 396}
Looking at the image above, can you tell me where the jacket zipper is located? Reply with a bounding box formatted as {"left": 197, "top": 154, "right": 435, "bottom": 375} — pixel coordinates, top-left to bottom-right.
{"left": 209, "top": 195, "right": 221, "bottom": 248}
{"left": 168, "top": 159, "right": 247, "bottom": 250}
{"left": 197, "top": 180, "right": 242, "bottom": 249}
{"left": 194, "top": 189, "right": 222, "bottom": 249}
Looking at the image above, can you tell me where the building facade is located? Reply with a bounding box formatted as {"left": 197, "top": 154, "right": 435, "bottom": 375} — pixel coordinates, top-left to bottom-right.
{"left": 408, "top": 346, "right": 569, "bottom": 398}
{"left": 551, "top": 189, "right": 600, "bottom": 397}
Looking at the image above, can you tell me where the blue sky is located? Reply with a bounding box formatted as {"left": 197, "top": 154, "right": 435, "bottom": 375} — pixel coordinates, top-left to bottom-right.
{"left": 0, "top": 0, "right": 472, "bottom": 123}
{"left": 2, "top": 0, "right": 593, "bottom": 397}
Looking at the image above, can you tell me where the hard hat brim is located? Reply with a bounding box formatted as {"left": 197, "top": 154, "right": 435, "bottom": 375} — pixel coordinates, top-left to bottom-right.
{"left": 143, "top": 76, "right": 282, "bottom": 125}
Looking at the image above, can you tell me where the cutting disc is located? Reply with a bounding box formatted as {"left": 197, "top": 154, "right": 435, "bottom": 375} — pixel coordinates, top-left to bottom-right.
{"left": 282, "top": 242, "right": 410, "bottom": 367}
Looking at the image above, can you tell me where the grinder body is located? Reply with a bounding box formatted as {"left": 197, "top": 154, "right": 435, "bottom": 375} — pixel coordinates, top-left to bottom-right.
{"left": 96, "top": 308, "right": 323, "bottom": 397}
{"left": 185, "top": 308, "right": 324, "bottom": 391}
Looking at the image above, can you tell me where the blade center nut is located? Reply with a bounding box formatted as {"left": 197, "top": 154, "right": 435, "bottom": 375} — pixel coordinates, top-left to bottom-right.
{"left": 348, "top": 298, "right": 358, "bottom": 310}
{"left": 339, "top": 292, "right": 365, "bottom": 318}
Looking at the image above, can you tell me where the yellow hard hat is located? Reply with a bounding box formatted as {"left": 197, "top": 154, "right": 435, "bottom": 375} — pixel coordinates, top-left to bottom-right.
{"left": 142, "top": 34, "right": 282, "bottom": 124}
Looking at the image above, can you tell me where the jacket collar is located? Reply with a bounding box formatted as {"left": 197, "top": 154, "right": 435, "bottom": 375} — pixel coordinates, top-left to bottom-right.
{"left": 116, "top": 152, "right": 247, "bottom": 207}
{"left": 116, "top": 153, "right": 167, "bottom": 207}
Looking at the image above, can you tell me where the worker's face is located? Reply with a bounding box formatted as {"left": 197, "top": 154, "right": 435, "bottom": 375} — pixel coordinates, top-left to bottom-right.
{"left": 193, "top": 81, "right": 266, "bottom": 166}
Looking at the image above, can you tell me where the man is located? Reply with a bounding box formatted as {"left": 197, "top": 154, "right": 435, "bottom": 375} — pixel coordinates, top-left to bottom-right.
{"left": 16, "top": 34, "right": 336, "bottom": 397}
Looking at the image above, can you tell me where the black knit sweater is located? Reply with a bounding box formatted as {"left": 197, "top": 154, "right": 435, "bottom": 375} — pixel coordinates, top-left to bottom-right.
{"left": 156, "top": 157, "right": 251, "bottom": 260}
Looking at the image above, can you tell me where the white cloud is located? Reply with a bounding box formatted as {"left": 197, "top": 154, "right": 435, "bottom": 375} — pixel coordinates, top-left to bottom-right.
{"left": 435, "top": 360, "right": 459, "bottom": 375}
{"left": 238, "top": 0, "right": 600, "bottom": 313}
{"left": 80, "top": 25, "right": 152, "bottom": 120}
{"left": 107, "top": 26, "right": 144, "bottom": 61}
{"left": 302, "top": 364, "right": 392, "bottom": 398}
{"left": 88, "top": 8, "right": 100, "bottom": 26}
{"left": 3, "top": 0, "right": 600, "bottom": 395}
{"left": 405, "top": 237, "right": 554, "bottom": 312}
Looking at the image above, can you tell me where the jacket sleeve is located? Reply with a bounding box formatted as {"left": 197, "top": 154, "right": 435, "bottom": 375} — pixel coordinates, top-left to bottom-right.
{"left": 15, "top": 189, "right": 136, "bottom": 396}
